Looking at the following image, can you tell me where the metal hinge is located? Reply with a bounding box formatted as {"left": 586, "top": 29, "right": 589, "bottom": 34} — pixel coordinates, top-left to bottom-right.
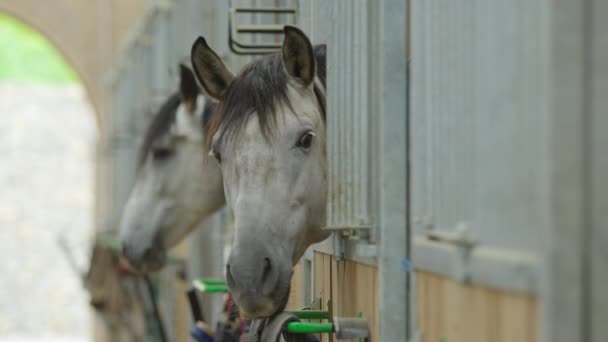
{"left": 420, "top": 221, "right": 478, "bottom": 283}
{"left": 323, "top": 225, "right": 375, "bottom": 260}
{"left": 423, "top": 222, "right": 476, "bottom": 250}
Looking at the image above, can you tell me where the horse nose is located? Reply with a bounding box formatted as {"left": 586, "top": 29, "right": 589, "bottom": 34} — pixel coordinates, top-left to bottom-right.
{"left": 226, "top": 251, "right": 279, "bottom": 296}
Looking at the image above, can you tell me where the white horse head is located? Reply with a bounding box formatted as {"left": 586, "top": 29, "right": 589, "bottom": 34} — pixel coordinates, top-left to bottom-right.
{"left": 119, "top": 65, "right": 225, "bottom": 272}
{"left": 191, "top": 26, "right": 329, "bottom": 317}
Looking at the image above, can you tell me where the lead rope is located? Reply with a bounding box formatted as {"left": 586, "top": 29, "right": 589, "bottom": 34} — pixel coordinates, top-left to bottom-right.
{"left": 143, "top": 275, "right": 168, "bottom": 342}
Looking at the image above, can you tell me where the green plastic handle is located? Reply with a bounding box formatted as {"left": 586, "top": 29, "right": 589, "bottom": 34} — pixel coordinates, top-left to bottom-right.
{"left": 197, "top": 277, "right": 226, "bottom": 285}
{"left": 286, "top": 322, "right": 333, "bottom": 334}
{"left": 192, "top": 279, "right": 228, "bottom": 293}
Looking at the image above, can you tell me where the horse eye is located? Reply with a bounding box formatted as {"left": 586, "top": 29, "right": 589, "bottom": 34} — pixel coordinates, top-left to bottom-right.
{"left": 296, "top": 131, "right": 315, "bottom": 149}
{"left": 152, "top": 147, "right": 173, "bottom": 160}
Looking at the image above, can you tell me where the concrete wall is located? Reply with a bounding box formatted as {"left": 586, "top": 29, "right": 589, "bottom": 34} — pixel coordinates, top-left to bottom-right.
{"left": 0, "top": 0, "right": 148, "bottom": 129}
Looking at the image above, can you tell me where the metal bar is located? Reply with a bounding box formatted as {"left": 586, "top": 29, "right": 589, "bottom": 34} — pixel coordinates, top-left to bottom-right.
{"left": 289, "top": 310, "right": 331, "bottom": 320}
{"left": 187, "top": 289, "right": 204, "bottom": 323}
{"left": 376, "top": 0, "right": 408, "bottom": 340}
{"left": 233, "top": 7, "right": 297, "bottom": 13}
{"left": 286, "top": 322, "right": 333, "bottom": 334}
{"left": 197, "top": 277, "right": 226, "bottom": 285}
{"left": 236, "top": 24, "right": 285, "bottom": 33}
{"left": 194, "top": 283, "right": 228, "bottom": 293}
{"left": 543, "top": 1, "right": 587, "bottom": 341}
{"left": 323, "top": 225, "right": 374, "bottom": 231}
{"left": 228, "top": 2, "right": 298, "bottom": 55}
{"left": 589, "top": 2, "right": 608, "bottom": 341}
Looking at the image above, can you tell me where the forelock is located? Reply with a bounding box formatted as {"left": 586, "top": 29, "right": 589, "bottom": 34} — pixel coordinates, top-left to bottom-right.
{"left": 206, "top": 44, "right": 327, "bottom": 149}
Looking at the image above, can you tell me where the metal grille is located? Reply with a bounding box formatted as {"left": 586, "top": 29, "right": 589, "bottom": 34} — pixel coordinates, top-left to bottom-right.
{"left": 326, "top": 0, "right": 375, "bottom": 238}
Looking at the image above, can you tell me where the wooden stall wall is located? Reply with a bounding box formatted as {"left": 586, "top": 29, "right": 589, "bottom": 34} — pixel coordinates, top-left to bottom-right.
{"left": 313, "top": 252, "right": 379, "bottom": 342}
{"left": 416, "top": 271, "right": 538, "bottom": 342}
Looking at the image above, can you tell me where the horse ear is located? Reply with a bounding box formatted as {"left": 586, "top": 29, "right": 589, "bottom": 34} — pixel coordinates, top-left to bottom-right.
{"left": 179, "top": 64, "right": 199, "bottom": 112}
{"left": 282, "top": 25, "right": 315, "bottom": 86}
{"left": 191, "top": 37, "right": 234, "bottom": 100}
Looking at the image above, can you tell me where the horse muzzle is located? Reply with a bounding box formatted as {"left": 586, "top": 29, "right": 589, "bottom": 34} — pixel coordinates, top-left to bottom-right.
{"left": 225, "top": 241, "right": 292, "bottom": 318}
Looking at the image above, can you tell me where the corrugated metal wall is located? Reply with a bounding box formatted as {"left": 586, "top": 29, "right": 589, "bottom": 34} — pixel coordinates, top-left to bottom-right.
{"left": 300, "top": 1, "right": 408, "bottom": 340}
{"left": 410, "top": 0, "right": 546, "bottom": 294}
{"left": 325, "top": 1, "right": 375, "bottom": 235}
{"left": 410, "top": 1, "right": 608, "bottom": 342}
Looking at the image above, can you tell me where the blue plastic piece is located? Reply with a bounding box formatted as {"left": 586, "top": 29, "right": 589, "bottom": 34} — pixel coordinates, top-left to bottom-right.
{"left": 190, "top": 326, "right": 214, "bottom": 342}
{"left": 400, "top": 257, "right": 412, "bottom": 272}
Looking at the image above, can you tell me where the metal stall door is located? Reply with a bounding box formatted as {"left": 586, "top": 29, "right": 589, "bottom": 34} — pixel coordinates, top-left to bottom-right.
{"left": 410, "top": 1, "right": 548, "bottom": 342}
{"left": 299, "top": 1, "right": 409, "bottom": 341}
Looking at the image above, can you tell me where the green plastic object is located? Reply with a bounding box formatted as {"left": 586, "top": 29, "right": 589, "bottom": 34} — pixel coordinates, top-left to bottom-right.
{"left": 286, "top": 322, "right": 334, "bottom": 334}
{"left": 193, "top": 279, "right": 228, "bottom": 293}
{"left": 198, "top": 278, "right": 226, "bottom": 285}
{"left": 288, "top": 310, "right": 330, "bottom": 320}
{"left": 99, "top": 235, "right": 122, "bottom": 252}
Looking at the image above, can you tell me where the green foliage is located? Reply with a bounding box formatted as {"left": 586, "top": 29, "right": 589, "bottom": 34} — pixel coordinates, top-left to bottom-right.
{"left": 0, "top": 13, "right": 78, "bottom": 83}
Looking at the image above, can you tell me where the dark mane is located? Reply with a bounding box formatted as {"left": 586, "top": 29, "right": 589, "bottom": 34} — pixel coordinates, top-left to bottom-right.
{"left": 138, "top": 93, "right": 215, "bottom": 167}
{"left": 207, "top": 44, "right": 326, "bottom": 148}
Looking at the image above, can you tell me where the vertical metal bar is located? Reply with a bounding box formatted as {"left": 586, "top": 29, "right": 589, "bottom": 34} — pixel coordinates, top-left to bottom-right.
{"left": 589, "top": 2, "right": 608, "bottom": 340}
{"left": 376, "top": 0, "right": 408, "bottom": 340}
{"left": 542, "top": 1, "right": 586, "bottom": 341}
{"left": 344, "top": 1, "right": 353, "bottom": 228}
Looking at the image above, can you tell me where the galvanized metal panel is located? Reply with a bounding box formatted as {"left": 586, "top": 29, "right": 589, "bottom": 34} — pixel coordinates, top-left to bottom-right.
{"left": 590, "top": 2, "right": 608, "bottom": 341}
{"left": 325, "top": 0, "right": 375, "bottom": 238}
{"left": 541, "top": 1, "right": 586, "bottom": 341}
{"left": 304, "top": 0, "right": 409, "bottom": 339}
{"left": 299, "top": 0, "right": 332, "bottom": 44}
{"left": 151, "top": 9, "right": 171, "bottom": 97}
{"left": 411, "top": 0, "right": 548, "bottom": 292}
{"left": 374, "top": 0, "right": 409, "bottom": 339}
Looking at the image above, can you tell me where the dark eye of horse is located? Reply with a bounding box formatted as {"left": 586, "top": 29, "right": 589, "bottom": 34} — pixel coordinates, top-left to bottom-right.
{"left": 152, "top": 147, "right": 173, "bottom": 160}
{"left": 296, "top": 131, "right": 315, "bottom": 149}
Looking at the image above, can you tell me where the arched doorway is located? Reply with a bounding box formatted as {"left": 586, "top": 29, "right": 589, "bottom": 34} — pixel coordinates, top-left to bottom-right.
{"left": 0, "top": 13, "right": 96, "bottom": 341}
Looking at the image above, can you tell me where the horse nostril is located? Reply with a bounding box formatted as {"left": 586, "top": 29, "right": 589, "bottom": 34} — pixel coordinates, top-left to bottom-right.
{"left": 142, "top": 246, "right": 155, "bottom": 261}
{"left": 260, "top": 257, "right": 279, "bottom": 296}
{"left": 261, "top": 257, "right": 272, "bottom": 283}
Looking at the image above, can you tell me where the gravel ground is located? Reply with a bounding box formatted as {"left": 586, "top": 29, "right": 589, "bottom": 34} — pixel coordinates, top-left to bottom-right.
{"left": 0, "top": 83, "right": 95, "bottom": 341}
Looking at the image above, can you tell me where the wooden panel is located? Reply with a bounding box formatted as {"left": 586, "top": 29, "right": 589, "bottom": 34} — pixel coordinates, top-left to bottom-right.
{"left": 313, "top": 252, "right": 379, "bottom": 342}
{"left": 332, "top": 259, "right": 379, "bottom": 342}
{"left": 313, "top": 252, "right": 333, "bottom": 342}
{"left": 286, "top": 262, "right": 303, "bottom": 310}
{"left": 416, "top": 270, "right": 539, "bottom": 342}
{"left": 174, "top": 277, "right": 189, "bottom": 342}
